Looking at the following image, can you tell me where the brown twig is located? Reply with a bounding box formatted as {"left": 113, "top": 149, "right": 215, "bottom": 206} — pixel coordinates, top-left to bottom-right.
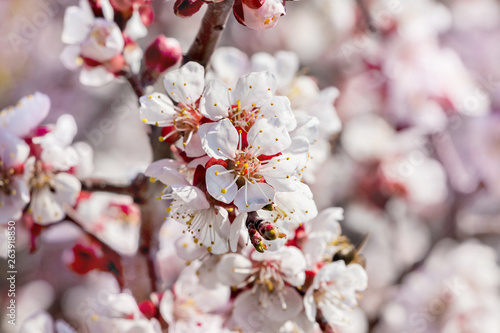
{"left": 125, "top": 73, "right": 146, "bottom": 98}
{"left": 183, "top": 0, "right": 235, "bottom": 68}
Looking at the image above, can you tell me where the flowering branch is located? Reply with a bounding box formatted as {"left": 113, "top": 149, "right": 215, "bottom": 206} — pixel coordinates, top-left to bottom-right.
{"left": 183, "top": 0, "right": 235, "bottom": 68}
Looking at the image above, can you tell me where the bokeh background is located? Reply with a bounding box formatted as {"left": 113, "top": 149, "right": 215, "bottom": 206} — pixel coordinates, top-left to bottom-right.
{"left": 1, "top": 0, "right": 500, "bottom": 332}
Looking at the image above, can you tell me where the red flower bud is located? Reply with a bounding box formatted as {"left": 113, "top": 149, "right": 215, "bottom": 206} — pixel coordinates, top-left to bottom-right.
{"left": 143, "top": 35, "right": 182, "bottom": 85}
{"left": 174, "top": 0, "right": 205, "bottom": 18}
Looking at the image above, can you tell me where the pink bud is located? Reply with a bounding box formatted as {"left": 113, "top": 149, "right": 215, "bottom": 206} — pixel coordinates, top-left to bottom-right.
{"left": 145, "top": 35, "right": 182, "bottom": 74}
{"left": 233, "top": 0, "right": 285, "bottom": 30}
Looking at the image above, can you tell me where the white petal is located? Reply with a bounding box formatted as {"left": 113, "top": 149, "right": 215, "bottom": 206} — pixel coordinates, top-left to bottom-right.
{"left": 309, "top": 207, "right": 343, "bottom": 235}
{"left": 80, "top": 20, "right": 124, "bottom": 62}
{"left": 205, "top": 165, "right": 237, "bottom": 203}
{"left": 170, "top": 184, "right": 210, "bottom": 211}
{"left": 0, "top": 130, "right": 29, "bottom": 167}
{"left": 217, "top": 253, "right": 252, "bottom": 286}
{"left": 30, "top": 187, "right": 65, "bottom": 225}
{"left": 198, "top": 119, "right": 238, "bottom": 159}
{"left": 60, "top": 45, "right": 83, "bottom": 70}
{"left": 346, "top": 263, "right": 368, "bottom": 291}
{"left": 0, "top": 177, "right": 29, "bottom": 222}
{"left": 2, "top": 92, "right": 51, "bottom": 137}
{"left": 303, "top": 289, "right": 317, "bottom": 322}
{"left": 145, "top": 159, "right": 187, "bottom": 185}
{"left": 276, "top": 246, "right": 306, "bottom": 286}
{"left": 54, "top": 173, "right": 81, "bottom": 206}
{"left": 19, "top": 311, "right": 53, "bottom": 333}
{"left": 247, "top": 118, "right": 291, "bottom": 156}
{"left": 250, "top": 52, "right": 277, "bottom": 74}
{"left": 163, "top": 62, "right": 205, "bottom": 104}
{"left": 232, "top": 71, "right": 276, "bottom": 110}
{"left": 174, "top": 233, "right": 207, "bottom": 260}
{"left": 291, "top": 116, "right": 320, "bottom": 145}
{"left": 184, "top": 131, "right": 206, "bottom": 157}
{"left": 229, "top": 212, "right": 246, "bottom": 252}
{"left": 62, "top": 6, "right": 92, "bottom": 44}
{"left": 123, "top": 43, "right": 144, "bottom": 74}
{"left": 260, "top": 96, "right": 296, "bottom": 131}
{"left": 211, "top": 47, "right": 249, "bottom": 87}
{"left": 200, "top": 79, "right": 231, "bottom": 120}
{"left": 260, "top": 154, "right": 300, "bottom": 192}
{"left": 159, "top": 290, "right": 175, "bottom": 325}
{"left": 233, "top": 287, "right": 302, "bottom": 332}
{"left": 139, "top": 93, "right": 176, "bottom": 126}
{"left": 234, "top": 182, "right": 274, "bottom": 212}
{"left": 79, "top": 66, "right": 114, "bottom": 87}
{"left": 124, "top": 10, "right": 148, "bottom": 40}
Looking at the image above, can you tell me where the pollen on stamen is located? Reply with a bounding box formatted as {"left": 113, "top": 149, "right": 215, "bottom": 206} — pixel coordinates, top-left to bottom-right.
{"left": 275, "top": 138, "right": 279, "bottom": 141}
{"left": 142, "top": 119, "right": 148, "bottom": 123}
{"left": 215, "top": 171, "right": 219, "bottom": 176}
{"left": 221, "top": 188, "right": 227, "bottom": 194}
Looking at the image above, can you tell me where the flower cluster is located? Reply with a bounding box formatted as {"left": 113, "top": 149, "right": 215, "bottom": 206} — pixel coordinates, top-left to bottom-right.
{"left": 135, "top": 61, "right": 367, "bottom": 331}
{"left": 0, "top": 92, "right": 91, "bottom": 225}
{"left": 141, "top": 61, "right": 320, "bottom": 254}
{"left": 61, "top": 0, "right": 181, "bottom": 86}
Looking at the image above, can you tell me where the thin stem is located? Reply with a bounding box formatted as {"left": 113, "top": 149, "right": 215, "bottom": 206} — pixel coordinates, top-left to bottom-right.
{"left": 80, "top": 174, "right": 148, "bottom": 202}
{"left": 126, "top": 73, "right": 146, "bottom": 98}
{"left": 183, "top": 0, "right": 235, "bottom": 68}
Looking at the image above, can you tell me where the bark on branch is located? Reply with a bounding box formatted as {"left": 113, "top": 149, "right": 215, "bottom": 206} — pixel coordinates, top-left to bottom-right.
{"left": 183, "top": 0, "right": 235, "bottom": 68}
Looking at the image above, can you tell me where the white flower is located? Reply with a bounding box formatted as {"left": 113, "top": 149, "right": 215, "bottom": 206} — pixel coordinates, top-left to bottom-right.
{"left": 301, "top": 208, "right": 344, "bottom": 268}
{"left": 60, "top": 0, "right": 143, "bottom": 86}
{"left": 200, "top": 71, "right": 296, "bottom": 131}
{"left": 25, "top": 115, "right": 87, "bottom": 225}
{"left": 201, "top": 118, "right": 300, "bottom": 211}
{"left": 0, "top": 92, "right": 51, "bottom": 138}
{"left": 140, "top": 62, "right": 206, "bottom": 157}
{"left": 145, "top": 159, "right": 230, "bottom": 254}
{"left": 217, "top": 246, "right": 306, "bottom": 332}
{"left": 0, "top": 130, "right": 30, "bottom": 221}
{"left": 76, "top": 192, "right": 141, "bottom": 256}
{"left": 85, "top": 292, "right": 161, "bottom": 333}
{"left": 19, "top": 311, "right": 76, "bottom": 333}
{"left": 159, "top": 264, "right": 231, "bottom": 332}
{"left": 304, "top": 261, "right": 367, "bottom": 327}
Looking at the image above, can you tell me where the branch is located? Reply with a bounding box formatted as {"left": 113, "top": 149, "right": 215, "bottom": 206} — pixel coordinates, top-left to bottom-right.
{"left": 125, "top": 73, "right": 146, "bottom": 98}
{"left": 183, "top": 0, "right": 235, "bottom": 68}
{"left": 80, "top": 174, "right": 148, "bottom": 203}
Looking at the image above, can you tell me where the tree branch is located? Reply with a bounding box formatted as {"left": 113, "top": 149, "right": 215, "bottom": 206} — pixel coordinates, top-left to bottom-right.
{"left": 183, "top": 0, "right": 235, "bottom": 68}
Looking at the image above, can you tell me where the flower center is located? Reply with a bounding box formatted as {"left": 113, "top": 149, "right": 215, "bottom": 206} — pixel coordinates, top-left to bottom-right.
{"left": 29, "top": 160, "right": 54, "bottom": 190}
{"left": 228, "top": 100, "right": 263, "bottom": 131}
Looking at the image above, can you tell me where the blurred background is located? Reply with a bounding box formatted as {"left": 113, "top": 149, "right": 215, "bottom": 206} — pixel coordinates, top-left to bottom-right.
{"left": 1, "top": 0, "right": 500, "bottom": 332}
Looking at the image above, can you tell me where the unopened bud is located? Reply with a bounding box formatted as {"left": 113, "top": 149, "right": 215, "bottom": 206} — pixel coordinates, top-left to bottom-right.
{"left": 174, "top": 0, "right": 204, "bottom": 18}
{"left": 233, "top": 0, "right": 285, "bottom": 30}
{"left": 249, "top": 228, "right": 267, "bottom": 253}
{"left": 143, "top": 35, "right": 182, "bottom": 86}
{"left": 257, "top": 221, "right": 279, "bottom": 241}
